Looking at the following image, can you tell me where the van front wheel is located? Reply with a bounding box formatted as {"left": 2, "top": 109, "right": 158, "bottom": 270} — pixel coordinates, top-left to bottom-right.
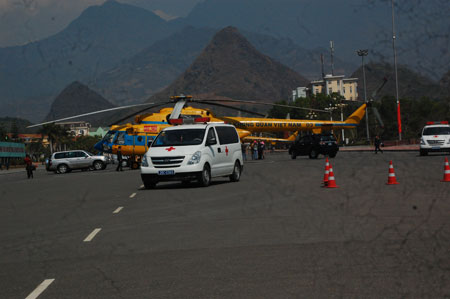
{"left": 198, "top": 164, "right": 211, "bottom": 187}
{"left": 230, "top": 161, "right": 241, "bottom": 182}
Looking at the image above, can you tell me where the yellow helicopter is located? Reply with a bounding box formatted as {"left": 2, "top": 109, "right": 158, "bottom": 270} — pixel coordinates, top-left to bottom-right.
{"left": 29, "top": 95, "right": 367, "bottom": 168}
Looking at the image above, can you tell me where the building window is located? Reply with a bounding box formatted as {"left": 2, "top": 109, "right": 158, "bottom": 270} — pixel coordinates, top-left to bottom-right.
{"left": 343, "top": 86, "right": 346, "bottom": 93}
{"left": 350, "top": 86, "right": 353, "bottom": 93}
{"left": 328, "top": 88, "right": 332, "bottom": 94}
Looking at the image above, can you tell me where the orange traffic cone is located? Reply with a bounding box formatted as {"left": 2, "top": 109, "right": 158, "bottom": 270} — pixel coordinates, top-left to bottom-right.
{"left": 323, "top": 157, "right": 330, "bottom": 186}
{"left": 386, "top": 160, "right": 399, "bottom": 185}
{"left": 326, "top": 163, "right": 338, "bottom": 188}
{"left": 441, "top": 157, "right": 450, "bottom": 182}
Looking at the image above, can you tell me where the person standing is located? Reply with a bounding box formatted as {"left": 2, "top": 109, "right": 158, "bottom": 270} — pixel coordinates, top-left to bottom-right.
{"left": 241, "top": 142, "right": 247, "bottom": 161}
{"left": 252, "top": 141, "right": 258, "bottom": 160}
{"left": 24, "top": 155, "right": 33, "bottom": 179}
{"left": 116, "top": 146, "right": 124, "bottom": 171}
{"left": 374, "top": 135, "right": 383, "bottom": 154}
{"left": 260, "top": 141, "right": 265, "bottom": 159}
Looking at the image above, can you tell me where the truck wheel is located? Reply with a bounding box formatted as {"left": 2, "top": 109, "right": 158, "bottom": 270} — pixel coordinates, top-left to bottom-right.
{"left": 229, "top": 161, "right": 241, "bottom": 182}
{"left": 309, "top": 149, "right": 319, "bottom": 159}
{"left": 291, "top": 152, "right": 297, "bottom": 159}
{"left": 143, "top": 178, "right": 157, "bottom": 189}
{"left": 419, "top": 149, "right": 428, "bottom": 156}
{"left": 198, "top": 164, "right": 211, "bottom": 187}
{"left": 93, "top": 161, "right": 104, "bottom": 170}
{"left": 329, "top": 152, "right": 337, "bottom": 158}
{"left": 57, "top": 164, "right": 69, "bottom": 174}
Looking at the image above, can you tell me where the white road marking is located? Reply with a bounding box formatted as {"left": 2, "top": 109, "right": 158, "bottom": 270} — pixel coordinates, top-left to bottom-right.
{"left": 140, "top": 184, "right": 144, "bottom": 188}
{"left": 113, "top": 207, "right": 123, "bottom": 214}
{"left": 25, "top": 279, "right": 55, "bottom": 299}
{"left": 83, "top": 228, "right": 102, "bottom": 242}
{"left": 129, "top": 192, "right": 136, "bottom": 198}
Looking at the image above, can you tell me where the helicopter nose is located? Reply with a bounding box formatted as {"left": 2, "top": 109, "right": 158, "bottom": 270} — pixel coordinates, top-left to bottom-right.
{"left": 94, "top": 141, "right": 104, "bottom": 152}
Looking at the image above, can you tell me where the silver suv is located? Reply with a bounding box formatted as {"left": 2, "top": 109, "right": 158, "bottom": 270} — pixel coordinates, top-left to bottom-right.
{"left": 47, "top": 150, "right": 109, "bottom": 174}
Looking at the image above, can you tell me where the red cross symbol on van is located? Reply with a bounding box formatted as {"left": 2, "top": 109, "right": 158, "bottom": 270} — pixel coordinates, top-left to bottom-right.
{"left": 165, "top": 146, "right": 176, "bottom": 152}
{"left": 225, "top": 146, "right": 229, "bottom": 156}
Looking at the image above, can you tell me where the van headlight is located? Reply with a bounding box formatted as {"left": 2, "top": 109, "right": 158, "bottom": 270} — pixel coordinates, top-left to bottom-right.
{"left": 420, "top": 138, "right": 425, "bottom": 145}
{"left": 142, "top": 155, "right": 149, "bottom": 167}
{"left": 188, "top": 151, "right": 201, "bottom": 165}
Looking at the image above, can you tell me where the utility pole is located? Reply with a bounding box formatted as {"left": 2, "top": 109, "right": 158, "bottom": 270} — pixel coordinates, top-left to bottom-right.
{"left": 330, "top": 41, "right": 334, "bottom": 76}
{"left": 391, "top": 0, "right": 402, "bottom": 141}
{"left": 357, "top": 49, "right": 370, "bottom": 143}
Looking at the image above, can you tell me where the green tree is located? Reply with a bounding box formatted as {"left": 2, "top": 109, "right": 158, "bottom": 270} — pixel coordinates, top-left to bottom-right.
{"left": 66, "top": 135, "right": 101, "bottom": 153}
{"left": 11, "top": 120, "right": 19, "bottom": 140}
{"left": 39, "top": 123, "right": 70, "bottom": 154}
{"left": 0, "top": 125, "right": 7, "bottom": 141}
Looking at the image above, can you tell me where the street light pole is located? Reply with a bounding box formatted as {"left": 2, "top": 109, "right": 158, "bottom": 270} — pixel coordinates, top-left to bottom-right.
{"left": 391, "top": 0, "right": 402, "bottom": 141}
{"left": 336, "top": 103, "right": 348, "bottom": 145}
{"left": 357, "top": 49, "right": 370, "bottom": 144}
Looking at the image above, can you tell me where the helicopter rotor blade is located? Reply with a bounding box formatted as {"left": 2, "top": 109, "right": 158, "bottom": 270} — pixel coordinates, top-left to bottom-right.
{"left": 27, "top": 103, "right": 166, "bottom": 128}
{"left": 372, "top": 107, "right": 385, "bottom": 128}
{"left": 370, "top": 76, "right": 388, "bottom": 101}
{"left": 199, "top": 101, "right": 266, "bottom": 117}
{"left": 191, "top": 98, "right": 329, "bottom": 113}
{"left": 109, "top": 101, "right": 172, "bottom": 126}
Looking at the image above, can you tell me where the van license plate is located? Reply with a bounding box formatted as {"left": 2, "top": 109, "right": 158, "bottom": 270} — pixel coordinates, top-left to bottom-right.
{"left": 432, "top": 146, "right": 440, "bottom": 150}
{"left": 158, "top": 170, "right": 175, "bottom": 175}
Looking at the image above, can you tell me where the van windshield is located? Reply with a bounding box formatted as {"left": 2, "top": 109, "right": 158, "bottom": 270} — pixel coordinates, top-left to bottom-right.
{"left": 152, "top": 129, "right": 205, "bottom": 147}
{"left": 423, "top": 127, "right": 450, "bottom": 135}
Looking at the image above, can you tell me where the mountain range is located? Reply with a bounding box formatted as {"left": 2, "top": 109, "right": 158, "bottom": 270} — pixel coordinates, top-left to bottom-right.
{"left": 150, "top": 27, "right": 309, "bottom": 103}
{"left": 0, "top": 0, "right": 448, "bottom": 123}
{"left": 44, "top": 81, "right": 116, "bottom": 127}
{"left": 0, "top": 0, "right": 176, "bottom": 121}
{"left": 91, "top": 26, "right": 354, "bottom": 105}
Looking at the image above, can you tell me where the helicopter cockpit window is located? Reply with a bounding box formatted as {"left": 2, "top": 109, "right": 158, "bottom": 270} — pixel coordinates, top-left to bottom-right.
{"left": 103, "top": 131, "right": 116, "bottom": 144}
{"left": 115, "top": 132, "right": 125, "bottom": 145}
{"left": 152, "top": 129, "right": 205, "bottom": 147}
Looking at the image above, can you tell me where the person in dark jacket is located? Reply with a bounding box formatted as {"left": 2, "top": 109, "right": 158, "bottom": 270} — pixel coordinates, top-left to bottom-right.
{"left": 374, "top": 135, "right": 383, "bottom": 154}
{"left": 116, "top": 146, "right": 123, "bottom": 171}
{"left": 24, "top": 155, "right": 33, "bottom": 178}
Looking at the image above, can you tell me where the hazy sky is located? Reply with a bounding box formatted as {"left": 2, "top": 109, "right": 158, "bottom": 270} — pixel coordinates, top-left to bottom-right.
{"left": 0, "top": 0, "right": 203, "bottom": 47}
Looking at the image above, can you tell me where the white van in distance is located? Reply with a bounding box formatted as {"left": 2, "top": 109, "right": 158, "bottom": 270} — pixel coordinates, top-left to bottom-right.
{"left": 420, "top": 121, "right": 450, "bottom": 156}
{"left": 141, "top": 122, "right": 243, "bottom": 188}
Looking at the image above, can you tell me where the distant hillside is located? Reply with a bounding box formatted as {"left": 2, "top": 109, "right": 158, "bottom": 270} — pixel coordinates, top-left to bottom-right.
{"left": 93, "top": 26, "right": 354, "bottom": 105}
{"left": 92, "top": 26, "right": 216, "bottom": 105}
{"left": 45, "top": 81, "right": 115, "bottom": 126}
{"left": 149, "top": 26, "right": 308, "bottom": 110}
{"left": 0, "top": 117, "right": 37, "bottom": 133}
{"left": 351, "top": 62, "right": 445, "bottom": 101}
{"left": 180, "top": 0, "right": 449, "bottom": 80}
{"left": 440, "top": 70, "right": 450, "bottom": 95}
{"left": 0, "top": 0, "right": 177, "bottom": 121}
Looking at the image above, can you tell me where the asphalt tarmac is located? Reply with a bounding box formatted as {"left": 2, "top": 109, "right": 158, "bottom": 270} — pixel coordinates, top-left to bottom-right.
{"left": 1, "top": 151, "right": 449, "bottom": 298}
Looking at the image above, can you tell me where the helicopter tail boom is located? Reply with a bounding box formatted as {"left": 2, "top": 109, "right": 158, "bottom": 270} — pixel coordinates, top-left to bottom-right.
{"left": 344, "top": 103, "right": 367, "bottom": 125}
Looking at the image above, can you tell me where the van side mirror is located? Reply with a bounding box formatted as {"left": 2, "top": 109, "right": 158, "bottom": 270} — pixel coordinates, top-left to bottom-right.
{"left": 147, "top": 140, "right": 153, "bottom": 147}
{"left": 206, "top": 137, "right": 216, "bottom": 146}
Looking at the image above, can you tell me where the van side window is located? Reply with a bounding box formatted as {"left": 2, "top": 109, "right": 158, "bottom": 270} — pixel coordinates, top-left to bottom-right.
{"left": 75, "top": 151, "right": 87, "bottom": 158}
{"left": 206, "top": 128, "right": 217, "bottom": 145}
{"left": 215, "top": 126, "right": 239, "bottom": 144}
{"left": 54, "top": 153, "right": 68, "bottom": 159}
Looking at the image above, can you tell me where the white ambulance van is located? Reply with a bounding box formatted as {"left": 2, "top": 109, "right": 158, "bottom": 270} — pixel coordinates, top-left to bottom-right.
{"left": 140, "top": 122, "right": 243, "bottom": 188}
{"left": 419, "top": 121, "right": 450, "bottom": 156}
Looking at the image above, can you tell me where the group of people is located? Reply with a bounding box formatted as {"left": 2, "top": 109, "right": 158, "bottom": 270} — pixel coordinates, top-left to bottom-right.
{"left": 242, "top": 140, "right": 266, "bottom": 160}
{"left": 0, "top": 158, "right": 10, "bottom": 170}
